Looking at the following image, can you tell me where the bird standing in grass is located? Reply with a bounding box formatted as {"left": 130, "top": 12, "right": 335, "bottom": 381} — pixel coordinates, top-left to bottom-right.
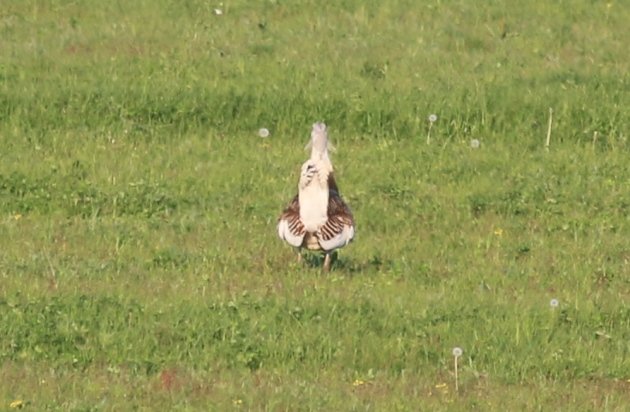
{"left": 277, "top": 122, "right": 355, "bottom": 271}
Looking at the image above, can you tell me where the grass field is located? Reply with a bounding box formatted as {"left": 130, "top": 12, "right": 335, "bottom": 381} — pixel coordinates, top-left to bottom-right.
{"left": 1, "top": 0, "right": 629, "bottom": 410}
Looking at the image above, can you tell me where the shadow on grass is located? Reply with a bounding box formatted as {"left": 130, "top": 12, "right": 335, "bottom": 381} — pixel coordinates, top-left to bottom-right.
{"left": 299, "top": 251, "right": 385, "bottom": 274}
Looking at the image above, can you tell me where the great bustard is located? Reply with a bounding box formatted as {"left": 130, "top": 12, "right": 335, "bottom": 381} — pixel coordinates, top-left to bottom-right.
{"left": 277, "top": 122, "right": 355, "bottom": 271}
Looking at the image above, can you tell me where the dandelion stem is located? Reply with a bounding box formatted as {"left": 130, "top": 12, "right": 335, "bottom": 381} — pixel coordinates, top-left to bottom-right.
{"left": 454, "top": 355, "right": 459, "bottom": 392}
{"left": 545, "top": 107, "right": 553, "bottom": 149}
{"left": 427, "top": 123, "right": 433, "bottom": 145}
{"left": 43, "top": 250, "right": 58, "bottom": 290}
{"left": 592, "top": 131, "right": 598, "bottom": 148}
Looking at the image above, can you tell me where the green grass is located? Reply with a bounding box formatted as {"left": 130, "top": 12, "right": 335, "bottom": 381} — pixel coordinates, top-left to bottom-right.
{"left": 1, "top": 0, "right": 629, "bottom": 410}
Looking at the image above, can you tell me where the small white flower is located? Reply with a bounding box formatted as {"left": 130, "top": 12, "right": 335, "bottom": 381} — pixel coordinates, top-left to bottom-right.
{"left": 550, "top": 298, "right": 559, "bottom": 308}
{"left": 470, "top": 139, "right": 480, "bottom": 149}
{"left": 452, "top": 347, "right": 463, "bottom": 357}
{"left": 213, "top": 8, "right": 223, "bottom": 15}
{"left": 258, "top": 128, "right": 270, "bottom": 138}
{"left": 428, "top": 114, "right": 438, "bottom": 123}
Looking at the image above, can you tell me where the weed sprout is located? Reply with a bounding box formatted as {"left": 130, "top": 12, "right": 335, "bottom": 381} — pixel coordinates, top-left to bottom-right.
{"left": 9, "top": 400, "right": 25, "bottom": 409}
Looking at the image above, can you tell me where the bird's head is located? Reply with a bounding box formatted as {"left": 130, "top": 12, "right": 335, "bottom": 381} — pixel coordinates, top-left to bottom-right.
{"left": 306, "top": 122, "right": 335, "bottom": 161}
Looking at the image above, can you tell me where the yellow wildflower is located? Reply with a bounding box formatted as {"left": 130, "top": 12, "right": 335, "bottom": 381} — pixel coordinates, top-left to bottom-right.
{"left": 10, "top": 400, "right": 24, "bottom": 409}
{"left": 493, "top": 228, "right": 503, "bottom": 236}
{"left": 352, "top": 379, "right": 366, "bottom": 387}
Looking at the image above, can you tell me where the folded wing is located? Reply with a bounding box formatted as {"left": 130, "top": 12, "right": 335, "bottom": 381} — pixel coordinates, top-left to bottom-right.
{"left": 317, "top": 186, "right": 355, "bottom": 251}
{"left": 277, "top": 195, "right": 306, "bottom": 247}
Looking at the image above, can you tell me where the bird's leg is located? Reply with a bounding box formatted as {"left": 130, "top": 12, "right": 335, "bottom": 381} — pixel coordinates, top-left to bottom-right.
{"left": 323, "top": 253, "right": 331, "bottom": 272}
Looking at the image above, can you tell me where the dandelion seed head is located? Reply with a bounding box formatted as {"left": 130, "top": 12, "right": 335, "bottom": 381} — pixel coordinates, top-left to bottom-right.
{"left": 470, "top": 139, "right": 480, "bottom": 149}
{"left": 258, "top": 127, "right": 270, "bottom": 138}
{"left": 550, "top": 298, "right": 559, "bottom": 308}
{"left": 428, "top": 114, "right": 438, "bottom": 123}
{"left": 452, "top": 347, "right": 463, "bottom": 357}
{"left": 213, "top": 8, "right": 223, "bottom": 15}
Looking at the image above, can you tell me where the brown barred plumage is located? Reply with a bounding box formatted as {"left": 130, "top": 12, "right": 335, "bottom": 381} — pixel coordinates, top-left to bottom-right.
{"left": 278, "top": 174, "right": 354, "bottom": 251}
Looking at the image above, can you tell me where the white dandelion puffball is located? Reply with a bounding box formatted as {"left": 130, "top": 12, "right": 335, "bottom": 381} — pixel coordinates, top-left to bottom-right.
{"left": 258, "top": 128, "right": 270, "bottom": 138}
{"left": 428, "top": 114, "right": 438, "bottom": 123}
{"left": 452, "top": 347, "right": 463, "bottom": 357}
{"left": 550, "top": 298, "right": 559, "bottom": 308}
{"left": 470, "top": 139, "right": 480, "bottom": 149}
{"left": 213, "top": 8, "right": 223, "bottom": 15}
